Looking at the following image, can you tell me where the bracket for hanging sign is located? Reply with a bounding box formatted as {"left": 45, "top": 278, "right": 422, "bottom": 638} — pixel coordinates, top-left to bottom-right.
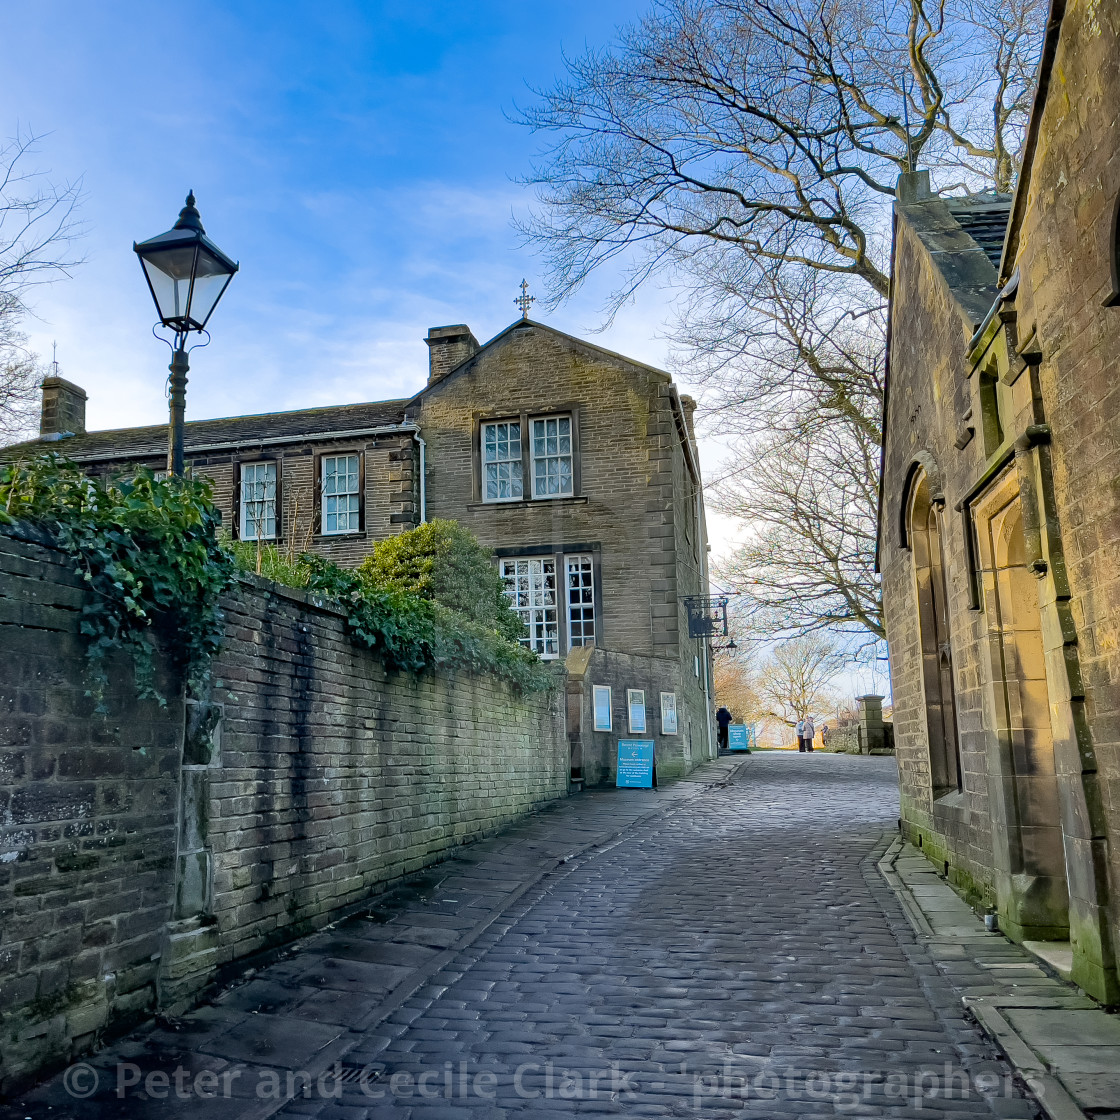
{"left": 682, "top": 595, "right": 729, "bottom": 640}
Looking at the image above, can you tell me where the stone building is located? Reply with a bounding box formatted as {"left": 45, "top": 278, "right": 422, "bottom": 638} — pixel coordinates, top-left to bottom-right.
{"left": 879, "top": 0, "right": 1120, "bottom": 1001}
{"left": 11, "top": 318, "right": 715, "bottom": 785}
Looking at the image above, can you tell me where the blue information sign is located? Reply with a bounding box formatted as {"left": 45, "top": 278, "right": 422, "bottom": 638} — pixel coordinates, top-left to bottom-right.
{"left": 616, "top": 740, "right": 655, "bottom": 788}
{"left": 728, "top": 724, "right": 752, "bottom": 752}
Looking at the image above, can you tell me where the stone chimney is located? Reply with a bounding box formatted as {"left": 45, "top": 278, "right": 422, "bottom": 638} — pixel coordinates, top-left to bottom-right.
{"left": 896, "top": 170, "right": 932, "bottom": 204}
{"left": 425, "top": 325, "right": 479, "bottom": 386}
{"left": 40, "top": 376, "right": 87, "bottom": 437}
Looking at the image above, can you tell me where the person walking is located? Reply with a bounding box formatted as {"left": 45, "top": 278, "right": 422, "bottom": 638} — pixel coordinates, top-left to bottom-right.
{"left": 803, "top": 714, "right": 816, "bottom": 752}
{"left": 795, "top": 717, "right": 806, "bottom": 752}
{"left": 716, "top": 706, "right": 732, "bottom": 751}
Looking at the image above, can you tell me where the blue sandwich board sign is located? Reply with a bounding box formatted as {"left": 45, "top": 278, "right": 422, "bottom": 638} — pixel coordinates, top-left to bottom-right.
{"left": 728, "top": 724, "right": 751, "bottom": 752}
{"left": 616, "top": 740, "right": 655, "bottom": 788}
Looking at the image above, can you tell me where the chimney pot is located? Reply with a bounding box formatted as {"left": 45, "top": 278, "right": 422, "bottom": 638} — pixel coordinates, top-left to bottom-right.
{"left": 425, "top": 325, "right": 479, "bottom": 386}
{"left": 40, "top": 376, "right": 87, "bottom": 437}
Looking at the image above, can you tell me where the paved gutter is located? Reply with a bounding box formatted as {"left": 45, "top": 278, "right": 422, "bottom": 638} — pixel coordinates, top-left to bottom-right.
{"left": 879, "top": 837, "right": 1120, "bottom": 1120}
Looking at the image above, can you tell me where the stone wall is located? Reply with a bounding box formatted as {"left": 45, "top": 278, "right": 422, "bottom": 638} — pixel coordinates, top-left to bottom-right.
{"left": 565, "top": 646, "right": 713, "bottom": 788}
{"left": 0, "top": 526, "right": 567, "bottom": 1093}
{"left": 410, "top": 321, "right": 713, "bottom": 775}
{"left": 880, "top": 0, "right": 1120, "bottom": 1002}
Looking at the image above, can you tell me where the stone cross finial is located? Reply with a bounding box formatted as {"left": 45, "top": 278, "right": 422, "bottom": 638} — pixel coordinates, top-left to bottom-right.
{"left": 515, "top": 279, "right": 535, "bottom": 319}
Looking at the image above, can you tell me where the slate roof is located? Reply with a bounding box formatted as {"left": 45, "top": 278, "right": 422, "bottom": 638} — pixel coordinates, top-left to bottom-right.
{"left": 5, "top": 399, "right": 411, "bottom": 463}
{"left": 944, "top": 195, "right": 1013, "bottom": 270}
{"left": 895, "top": 189, "right": 1012, "bottom": 327}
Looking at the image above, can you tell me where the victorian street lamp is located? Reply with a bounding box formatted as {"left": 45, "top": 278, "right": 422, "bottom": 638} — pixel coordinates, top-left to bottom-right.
{"left": 134, "top": 192, "right": 238, "bottom": 476}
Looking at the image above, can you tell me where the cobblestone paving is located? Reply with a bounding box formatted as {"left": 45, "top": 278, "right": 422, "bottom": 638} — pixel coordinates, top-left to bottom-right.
{"left": 307, "top": 753, "right": 1035, "bottom": 1119}
{"left": 4, "top": 754, "right": 1039, "bottom": 1119}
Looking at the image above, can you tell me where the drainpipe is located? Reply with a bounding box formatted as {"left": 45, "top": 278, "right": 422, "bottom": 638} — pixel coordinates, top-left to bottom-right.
{"left": 696, "top": 485, "right": 715, "bottom": 760}
{"left": 413, "top": 431, "right": 427, "bottom": 524}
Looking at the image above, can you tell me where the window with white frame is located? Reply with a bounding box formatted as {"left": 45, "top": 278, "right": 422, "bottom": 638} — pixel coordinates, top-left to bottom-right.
{"left": 482, "top": 420, "right": 523, "bottom": 502}
{"left": 531, "top": 415, "right": 573, "bottom": 498}
{"left": 322, "top": 454, "right": 361, "bottom": 534}
{"left": 565, "top": 554, "right": 595, "bottom": 647}
{"left": 240, "top": 461, "right": 278, "bottom": 541}
{"left": 500, "top": 557, "right": 559, "bottom": 658}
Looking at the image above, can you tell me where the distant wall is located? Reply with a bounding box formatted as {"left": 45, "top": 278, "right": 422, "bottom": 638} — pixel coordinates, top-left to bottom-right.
{"left": 566, "top": 646, "right": 713, "bottom": 788}
{"left": 0, "top": 526, "right": 567, "bottom": 1093}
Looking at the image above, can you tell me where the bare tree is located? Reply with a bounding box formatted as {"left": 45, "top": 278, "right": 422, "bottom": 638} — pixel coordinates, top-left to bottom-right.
{"left": 713, "top": 651, "right": 763, "bottom": 723}
{"left": 717, "top": 403, "right": 883, "bottom": 641}
{"left": 519, "top": 0, "right": 1043, "bottom": 311}
{"left": 0, "top": 132, "right": 84, "bottom": 446}
{"left": 756, "top": 634, "right": 846, "bottom": 725}
{"left": 0, "top": 316, "right": 42, "bottom": 443}
{"left": 518, "top": 0, "right": 1043, "bottom": 645}
{"left": 694, "top": 262, "right": 886, "bottom": 638}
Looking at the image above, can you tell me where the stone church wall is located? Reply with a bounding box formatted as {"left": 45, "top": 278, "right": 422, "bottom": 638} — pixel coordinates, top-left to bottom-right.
{"left": 881, "top": 0, "right": 1120, "bottom": 1001}
{"left": 0, "top": 526, "right": 567, "bottom": 1093}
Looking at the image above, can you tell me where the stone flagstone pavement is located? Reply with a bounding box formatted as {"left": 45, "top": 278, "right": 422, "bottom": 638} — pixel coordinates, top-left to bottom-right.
{"left": 2, "top": 752, "right": 1046, "bottom": 1119}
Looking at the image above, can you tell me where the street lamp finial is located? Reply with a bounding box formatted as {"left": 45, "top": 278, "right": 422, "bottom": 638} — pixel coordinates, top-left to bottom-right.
{"left": 175, "top": 191, "right": 205, "bottom": 234}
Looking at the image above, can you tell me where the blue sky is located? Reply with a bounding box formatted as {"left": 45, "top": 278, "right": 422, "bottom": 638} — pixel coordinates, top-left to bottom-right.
{"left": 3, "top": 0, "right": 743, "bottom": 554}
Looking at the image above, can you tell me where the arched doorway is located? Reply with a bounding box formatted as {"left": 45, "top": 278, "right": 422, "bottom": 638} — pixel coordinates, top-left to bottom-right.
{"left": 975, "top": 476, "right": 1069, "bottom": 942}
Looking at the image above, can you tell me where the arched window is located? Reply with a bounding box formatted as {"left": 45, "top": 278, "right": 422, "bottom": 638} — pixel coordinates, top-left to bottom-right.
{"left": 909, "top": 472, "right": 963, "bottom": 794}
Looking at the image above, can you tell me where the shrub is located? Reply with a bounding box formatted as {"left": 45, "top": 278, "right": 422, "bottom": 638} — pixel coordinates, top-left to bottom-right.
{"left": 228, "top": 538, "right": 312, "bottom": 588}
{"left": 301, "top": 555, "right": 556, "bottom": 693}
{"left": 359, "top": 519, "right": 525, "bottom": 643}
{"left": 0, "top": 455, "right": 555, "bottom": 704}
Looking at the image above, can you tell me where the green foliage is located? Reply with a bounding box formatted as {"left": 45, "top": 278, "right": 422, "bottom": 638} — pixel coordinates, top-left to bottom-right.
{"left": 0, "top": 454, "right": 234, "bottom": 709}
{"left": 359, "top": 519, "right": 525, "bottom": 643}
{"left": 228, "top": 538, "right": 312, "bottom": 588}
{"left": 0, "top": 455, "right": 555, "bottom": 706}
{"left": 303, "top": 555, "right": 556, "bottom": 693}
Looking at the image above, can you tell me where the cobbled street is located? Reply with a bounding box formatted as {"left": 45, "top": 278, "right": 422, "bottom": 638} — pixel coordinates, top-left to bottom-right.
{"left": 4, "top": 753, "right": 1036, "bottom": 1119}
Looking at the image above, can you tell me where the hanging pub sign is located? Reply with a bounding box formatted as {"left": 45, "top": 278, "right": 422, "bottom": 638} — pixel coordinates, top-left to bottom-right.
{"left": 616, "top": 740, "right": 655, "bottom": 788}
{"left": 682, "top": 596, "right": 729, "bottom": 640}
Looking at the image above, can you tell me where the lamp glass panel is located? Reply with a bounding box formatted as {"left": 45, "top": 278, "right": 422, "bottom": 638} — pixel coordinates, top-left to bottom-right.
{"left": 139, "top": 242, "right": 235, "bottom": 328}
{"left": 140, "top": 249, "right": 196, "bottom": 325}
{"left": 185, "top": 246, "right": 235, "bottom": 328}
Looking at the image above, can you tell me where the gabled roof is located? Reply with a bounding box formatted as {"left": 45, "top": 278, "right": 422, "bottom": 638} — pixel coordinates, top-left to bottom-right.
{"left": 944, "top": 196, "right": 1013, "bottom": 270}
{"left": 894, "top": 187, "right": 1012, "bottom": 327}
{"left": 407, "top": 317, "right": 672, "bottom": 405}
{"left": 5, "top": 399, "right": 411, "bottom": 463}
{"left": 4, "top": 320, "right": 680, "bottom": 467}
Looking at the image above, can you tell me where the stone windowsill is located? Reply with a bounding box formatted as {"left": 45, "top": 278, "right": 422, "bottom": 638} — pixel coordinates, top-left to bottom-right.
{"left": 465, "top": 496, "right": 589, "bottom": 512}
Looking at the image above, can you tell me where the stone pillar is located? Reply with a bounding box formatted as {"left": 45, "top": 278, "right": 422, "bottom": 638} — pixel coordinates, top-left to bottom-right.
{"left": 159, "top": 698, "right": 223, "bottom": 1009}
{"left": 856, "top": 694, "right": 888, "bottom": 754}
{"left": 564, "top": 645, "right": 595, "bottom": 791}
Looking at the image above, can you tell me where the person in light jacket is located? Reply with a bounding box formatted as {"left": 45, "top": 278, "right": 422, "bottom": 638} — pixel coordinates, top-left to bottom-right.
{"left": 795, "top": 717, "right": 806, "bottom": 752}
{"left": 803, "top": 715, "right": 816, "bottom": 752}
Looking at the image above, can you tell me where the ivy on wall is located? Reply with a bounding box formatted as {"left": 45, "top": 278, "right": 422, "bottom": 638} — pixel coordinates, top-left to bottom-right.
{"left": 1, "top": 455, "right": 556, "bottom": 708}
{"left": 1, "top": 455, "right": 233, "bottom": 709}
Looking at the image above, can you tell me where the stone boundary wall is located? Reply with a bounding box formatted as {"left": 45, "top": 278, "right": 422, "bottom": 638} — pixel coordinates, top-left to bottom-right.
{"left": 0, "top": 527, "right": 567, "bottom": 1093}
{"left": 565, "top": 646, "right": 713, "bottom": 787}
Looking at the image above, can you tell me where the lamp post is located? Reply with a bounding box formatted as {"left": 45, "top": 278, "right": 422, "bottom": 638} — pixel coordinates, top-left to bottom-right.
{"left": 134, "top": 192, "right": 238, "bottom": 476}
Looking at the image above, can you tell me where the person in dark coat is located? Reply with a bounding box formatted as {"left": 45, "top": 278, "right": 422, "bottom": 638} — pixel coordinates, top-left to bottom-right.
{"left": 716, "top": 706, "right": 732, "bottom": 750}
